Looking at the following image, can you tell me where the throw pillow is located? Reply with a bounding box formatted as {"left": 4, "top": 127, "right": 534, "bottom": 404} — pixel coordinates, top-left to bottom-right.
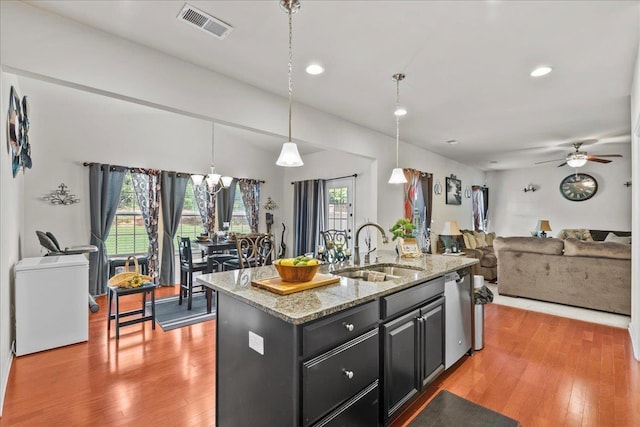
{"left": 474, "top": 231, "right": 487, "bottom": 248}
{"left": 557, "top": 229, "right": 594, "bottom": 241}
{"left": 462, "top": 233, "right": 470, "bottom": 249}
{"left": 604, "top": 232, "right": 631, "bottom": 244}
{"left": 485, "top": 232, "right": 495, "bottom": 246}
{"left": 464, "top": 232, "right": 477, "bottom": 249}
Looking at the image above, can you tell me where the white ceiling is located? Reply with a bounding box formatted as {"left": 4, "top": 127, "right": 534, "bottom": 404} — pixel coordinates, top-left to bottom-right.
{"left": 24, "top": 0, "right": 640, "bottom": 170}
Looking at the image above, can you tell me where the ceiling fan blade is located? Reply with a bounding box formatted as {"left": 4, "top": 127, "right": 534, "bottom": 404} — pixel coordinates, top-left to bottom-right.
{"left": 535, "top": 158, "right": 564, "bottom": 165}
{"left": 588, "top": 154, "right": 622, "bottom": 158}
{"left": 587, "top": 157, "right": 612, "bottom": 164}
{"left": 557, "top": 161, "right": 567, "bottom": 167}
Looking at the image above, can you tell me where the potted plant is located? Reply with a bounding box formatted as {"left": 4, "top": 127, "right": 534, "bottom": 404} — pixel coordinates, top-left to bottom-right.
{"left": 389, "top": 218, "right": 415, "bottom": 241}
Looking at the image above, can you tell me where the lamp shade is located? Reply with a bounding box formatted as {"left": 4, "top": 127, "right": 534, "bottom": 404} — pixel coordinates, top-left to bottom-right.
{"left": 220, "top": 176, "right": 234, "bottom": 187}
{"left": 388, "top": 167, "right": 407, "bottom": 184}
{"left": 276, "top": 142, "right": 304, "bottom": 167}
{"left": 440, "top": 221, "right": 462, "bottom": 236}
{"left": 191, "top": 174, "right": 204, "bottom": 186}
{"left": 536, "top": 220, "right": 552, "bottom": 232}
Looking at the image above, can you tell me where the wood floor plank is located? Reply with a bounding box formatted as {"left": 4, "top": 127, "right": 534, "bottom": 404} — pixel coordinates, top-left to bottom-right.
{"left": 1, "top": 290, "right": 637, "bottom": 426}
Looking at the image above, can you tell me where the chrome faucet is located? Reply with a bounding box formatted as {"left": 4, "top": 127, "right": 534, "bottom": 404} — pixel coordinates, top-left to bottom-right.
{"left": 354, "top": 222, "right": 389, "bottom": 265}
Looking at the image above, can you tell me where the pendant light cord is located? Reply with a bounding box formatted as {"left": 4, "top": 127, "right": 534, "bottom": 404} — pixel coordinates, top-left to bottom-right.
{"left": 288, "top": 5, "right": 293, "bottom": 143}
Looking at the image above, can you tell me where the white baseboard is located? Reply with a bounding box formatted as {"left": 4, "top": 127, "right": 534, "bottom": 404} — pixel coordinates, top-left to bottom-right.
{"left": 630, "top": 323, "right": 640, "bottom": 362}
{"left": 0, "top": 344, "right": 15, "bottom": 417}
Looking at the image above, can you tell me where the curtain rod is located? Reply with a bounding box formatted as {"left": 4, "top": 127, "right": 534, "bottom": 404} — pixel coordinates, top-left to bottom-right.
{"left": 83, "top": 162, "right": 265, "bottom": 183}
{"left": 291, "top": 173, "right": 357, "bottom": 185}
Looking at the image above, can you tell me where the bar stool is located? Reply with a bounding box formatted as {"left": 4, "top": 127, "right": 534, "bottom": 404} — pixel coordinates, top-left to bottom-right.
{"left": 107, "top": 282, "right": 157, "bottom": 339}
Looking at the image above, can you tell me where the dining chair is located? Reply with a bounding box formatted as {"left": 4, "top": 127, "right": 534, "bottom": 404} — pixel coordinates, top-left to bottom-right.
{"left": 222, "top": 233, "right": 274, "bottom": 271}
{"left": 178, "top": 236, "right": 212, "bottom": 310}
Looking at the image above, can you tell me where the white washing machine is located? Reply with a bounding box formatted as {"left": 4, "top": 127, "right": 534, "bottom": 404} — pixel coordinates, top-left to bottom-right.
{"left": 15, "top": 255, "right": 89, "bottom": 356}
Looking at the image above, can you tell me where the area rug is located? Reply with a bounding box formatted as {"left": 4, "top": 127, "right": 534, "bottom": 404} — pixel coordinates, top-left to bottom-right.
{"left": 408, "top": 390, "right": 521, "bottom": 427}
{"left": 145, "top": 293, "right": 216, "bottom": 331}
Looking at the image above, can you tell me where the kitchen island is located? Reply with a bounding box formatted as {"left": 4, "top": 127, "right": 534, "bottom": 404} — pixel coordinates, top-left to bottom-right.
{"left": 198, "top": 252, "right": 477, "bottom": 426}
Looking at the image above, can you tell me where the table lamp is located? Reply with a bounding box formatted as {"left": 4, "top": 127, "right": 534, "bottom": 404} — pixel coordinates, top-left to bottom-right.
{"left": 440, "top": 221, "right": 462, "bottom": 253}
{"left": 536, "top": 220, "right": 552, "bottom": 238}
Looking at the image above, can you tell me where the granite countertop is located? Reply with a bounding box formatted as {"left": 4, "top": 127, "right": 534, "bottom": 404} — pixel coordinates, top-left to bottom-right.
{"left": 197, "top": 251, "right": 477, "bottom": 325}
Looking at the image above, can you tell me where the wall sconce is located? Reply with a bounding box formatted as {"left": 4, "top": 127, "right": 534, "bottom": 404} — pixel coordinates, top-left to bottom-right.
{"left": 264, "top": 196, "right": 278, "bottom": 234}
{"left": 433, "top": 180, "right": 443, "bottom": 195}
{"left": 464, "top": 186, "right": 471, "bottom": 198}
{"left": 44, "top": 183, "right": 80, "bottom": 205}
{"left": 523, "top": 184, "right": 537, "bottom": 193}
{"left": 624, "top": 181, "right": 632, "bottom": 187}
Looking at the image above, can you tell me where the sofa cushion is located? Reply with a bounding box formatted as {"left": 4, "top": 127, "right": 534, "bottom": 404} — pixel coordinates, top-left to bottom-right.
{"left": 604, "top": 232, "right": 631, "bottom": 244}
{"left": 493, "top": 236, "right": 564, "bottom": 255}
{"left": 485, "top": 232, "right": 496, "bottom": 246}
{"left": 556, "top": 229, "right": 594, "bottom": 241}
{"left": 463, "top": 232, "right": 477, "bottom": 249}
{"left": 563, "top": 238, "right": 631, "bottom": 260}
{"left": 474, "top": 231, "right": 488, "bottom": 248}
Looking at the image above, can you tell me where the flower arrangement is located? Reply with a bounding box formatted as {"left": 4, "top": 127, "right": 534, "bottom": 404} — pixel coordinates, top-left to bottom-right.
{"left": 127, "top": 274, "right": 145, "bottom": 288}
{"left": 389, "top": 218, "right": 416, "bottom": 241}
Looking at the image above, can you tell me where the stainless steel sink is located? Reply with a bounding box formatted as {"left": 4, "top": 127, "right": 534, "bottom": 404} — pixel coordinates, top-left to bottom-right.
{"left": 333, "top": 264, "right": 423, "bottom": 282}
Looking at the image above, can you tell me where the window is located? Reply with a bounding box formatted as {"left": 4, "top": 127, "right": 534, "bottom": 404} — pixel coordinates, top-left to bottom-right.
{"left": 105, "top": 172, "right": 148, "bottom": 255}
{"left": 230, "top": 183, "right": 251, "bottom": 233}
{"left": 177, "top": 180, "right": 205, "bottom": 241}
{"left": 325, "top": 178, "right": 354, "bottom": 248}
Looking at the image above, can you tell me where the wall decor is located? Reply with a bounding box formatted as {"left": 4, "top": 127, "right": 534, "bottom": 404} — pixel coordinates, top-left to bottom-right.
{"left": 445, "top": 175, "right": 462, "bottom": 205}
{"left": 6, "top": 86, "right": 32, "bottom": 177}
{"left": 433, "top": 179, "right": 442, "bottom": 195}
{"left": 44, "top": 183, "right": 80, "bottom": 205}
{"left": 559, "top": 173, "right": 598, "bottom": 202}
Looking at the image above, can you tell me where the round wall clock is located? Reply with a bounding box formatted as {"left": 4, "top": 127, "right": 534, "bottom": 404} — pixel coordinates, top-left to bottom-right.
{"left": 559, "top": 173, "right": 598, "bottom": 202}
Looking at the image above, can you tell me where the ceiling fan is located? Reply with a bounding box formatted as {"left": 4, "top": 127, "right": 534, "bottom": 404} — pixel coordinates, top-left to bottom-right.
{"left": 535, "top": 141, "right": 623, "bottom": 168}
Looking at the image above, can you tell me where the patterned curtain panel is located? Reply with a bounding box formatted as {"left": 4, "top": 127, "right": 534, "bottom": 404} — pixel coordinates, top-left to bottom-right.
{"left": 131, "top": 171, "right": 160, "bottom": 284}
{"left": 159, "top": 171, "right": 189, "bottom": 285}
{"left": 216, "top": 178, "right": 237, "bottom": 230}
{"left": 192, "top": 179, "right": 210, "bottom": 232}
{"left": 403, "top": 168, "right": 433, "bottom": 232}
{"left": 88, "top": 163, "right": 126, "bottom": 295}
{"left": 293, "top": 179, "right": 326, "bottom": 255}
{"left": 238, "top": 179, "right": 261, "bottom": 233}
{"left": 472, "top": 185, "right": 489, "bottom": 231}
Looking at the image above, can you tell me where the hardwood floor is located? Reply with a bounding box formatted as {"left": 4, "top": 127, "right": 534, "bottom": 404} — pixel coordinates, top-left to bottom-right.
{"left": 1, "top": 287, "right": 638, "bottom": 426}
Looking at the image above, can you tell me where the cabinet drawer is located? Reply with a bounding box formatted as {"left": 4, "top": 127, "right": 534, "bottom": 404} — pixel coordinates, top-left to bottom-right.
{"left": 302, "top": 329, "right": 379, "bottom": 426}
{"left": 381, "top": 276, "right": 444, "bottom": 319}
{"left": 303, "top": 301, "right": 378, "bottom": 357}
{"left": 313, "top": 381, "right": 379, "bottom": 427}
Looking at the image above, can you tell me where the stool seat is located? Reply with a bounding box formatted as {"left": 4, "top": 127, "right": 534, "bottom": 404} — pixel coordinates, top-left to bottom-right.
{"left": 107, "top": 282, "right": 156, "bottom": 339}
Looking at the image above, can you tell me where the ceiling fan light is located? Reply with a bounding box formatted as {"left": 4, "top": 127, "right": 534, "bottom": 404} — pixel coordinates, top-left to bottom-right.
{"left": 276, "top": 142, "right": 304, "bottom": 167}
{"left": 567, "top": 155, "right": 587, "bottom": 168}
{"left": 388, "top": 167, "right": 407, "bottom": 184}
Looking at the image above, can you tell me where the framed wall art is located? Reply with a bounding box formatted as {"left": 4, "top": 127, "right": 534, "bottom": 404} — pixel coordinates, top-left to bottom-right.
{"left": 445, "top": 175, "right": 462, "bottom": 205}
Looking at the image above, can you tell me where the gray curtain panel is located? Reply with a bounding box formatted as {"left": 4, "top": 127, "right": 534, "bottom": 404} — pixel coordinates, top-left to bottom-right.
{"left": 131, "top": 171, "right": 160, "bottom": 283}
{"left": 159, "top": 171, "right": 189, "bottom": 285}
{"left": 217, "top": 178, "right": 237, "bottom": 230}
{"left": 293, "top": 179, "right": 326, "bottom": 256}
{"left": 88, "top": 163, "right": 125, "bottom": 295}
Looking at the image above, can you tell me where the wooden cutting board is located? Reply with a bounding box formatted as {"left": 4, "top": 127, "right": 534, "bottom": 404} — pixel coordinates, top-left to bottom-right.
{"left": 251, "top": 273, "right": 340, "bottom": 295}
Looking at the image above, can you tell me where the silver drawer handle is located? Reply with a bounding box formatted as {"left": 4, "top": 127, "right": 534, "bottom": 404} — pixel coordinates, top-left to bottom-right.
{"left": 343, "top": 323, "right": 355, "bottom": 332}
{"left": 343, "top": 369, "right": 354, "bottom": 379}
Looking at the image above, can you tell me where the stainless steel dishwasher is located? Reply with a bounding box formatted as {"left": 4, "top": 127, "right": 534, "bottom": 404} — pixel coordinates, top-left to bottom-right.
{"left": 444, "top": 271, "right": 472, "bottom": 369}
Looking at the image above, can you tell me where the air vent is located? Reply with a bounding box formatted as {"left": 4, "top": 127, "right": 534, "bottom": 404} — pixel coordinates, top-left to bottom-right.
{"left": 177, "top": 4, "right": 233, "bottom": 40}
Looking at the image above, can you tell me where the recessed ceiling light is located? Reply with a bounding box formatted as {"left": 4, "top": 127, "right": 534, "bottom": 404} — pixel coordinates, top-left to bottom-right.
{"left": 530, "top": 66, "right": 552, "bottom": 77}
{"left": 446, "top": 139, "right": 459, "bottom": 145}
{"left": 305, "top": 63, "right": 324, "bottom": 75}
{"left": 394, "top": 106, "right": 407, "bottom": 116}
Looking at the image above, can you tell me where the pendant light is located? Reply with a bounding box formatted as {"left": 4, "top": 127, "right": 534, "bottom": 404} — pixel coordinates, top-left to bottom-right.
{"left": 388, "top": 73, "right": 408, "bottom": 184}
{"left": 203, "top": 122, "right": 232, "bottom": 195}
{"left": 276, "top": 0, "right": 304, "bottom": 167}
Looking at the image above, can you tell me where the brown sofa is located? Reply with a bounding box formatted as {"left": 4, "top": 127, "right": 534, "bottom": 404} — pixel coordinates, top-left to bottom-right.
{"left": 493, "top": 236, "right": 631, "bottom": 315}
{"left": 435, "top": 230, "right": 497, "bottom": 282}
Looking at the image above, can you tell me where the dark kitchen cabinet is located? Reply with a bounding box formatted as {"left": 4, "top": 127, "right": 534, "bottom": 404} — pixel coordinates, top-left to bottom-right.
{"left": 381, "top": 280, "right": 445, "bottom": 424}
